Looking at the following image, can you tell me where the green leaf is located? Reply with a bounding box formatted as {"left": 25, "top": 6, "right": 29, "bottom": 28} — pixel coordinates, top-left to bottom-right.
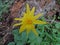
{"left": 30, "top": 42, "right": 35, "bottom": 45}
{"left": 36, "top": 37, "right": 42, "bottom": 45}
{"left": 45, "top": 32, "right": 55, "bottom": 41}
{"left": 16, "top": 41, "right": 23, "bottom": 45}
{"left": 55, "top": 23, "right": 60, "bottom": 29}
{"left": 8, "top": 42, "right": 15, "bottom": 45}
{"left": 0, "top": 0, "right": 14, "bottom": 16}
{"left": 40, "top": 16, "right": 46, "bottom": 21}
{"left": 56, "top": 43, "right": 60, "bottom": 45}
{"left": 12, "top": 29, "right": 19, "bottom": 35}
{"left": 14, "top": 34, "right": 21, "bottom": 42}
{"left": 12, "top": 29, "right": 21, "bottom": 42}
{"left": 28, "top": 32, "right": 37, "bottom": 42}
{"left": 52, "top": 29, "right": 58, "bottom": 33}
{"left": 56, "top": 38, "right": 60, "bottom": 42}
{"left": 30, "top": 35, "right": 42, "bottom": 45}
{"left": 40, "top": 42, "right": 50, "bottom": 45}
{"left": 20, "top": 32, "right": 27, "bottom": 42}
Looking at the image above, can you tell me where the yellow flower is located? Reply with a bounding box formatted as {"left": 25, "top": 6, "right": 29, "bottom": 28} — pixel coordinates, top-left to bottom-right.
{"left": 14, "top": 4, "right": 47, "bottom": 36}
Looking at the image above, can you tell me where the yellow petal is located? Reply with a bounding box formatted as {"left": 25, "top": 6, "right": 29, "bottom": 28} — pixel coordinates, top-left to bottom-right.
{"left": 32, "top": 26, "right": 38, "bottom": 36}
{"left": 26, "top": 3, "right": 30, "bottom": 13}
{"left": 30, "top": 7, "right": 35, "bottom": 16}
{"left": 26, "top": 25, "right": 33, "bottom": 35}
{"left": 23, "top": 12, "right": 28, "bottom": 18}
{"left": 32, "top": 29, "right": 38, "bottom": 36}
{"left": 26, "top": 28, "right": 31, "bottom": 36}
{"left": 34, "top": 20, "right": 47, "bottom": 24}
{"left": 34, "top": 13, "right": 42, "bottom": 19}
{"left": 19, "top": 25, "right": 26, "bottom": 33}
{"left": 13, "top": 23, "right": 22, "bottom": 27}
{"left": 14, "top": 18, "right": 22, "bottom": 21}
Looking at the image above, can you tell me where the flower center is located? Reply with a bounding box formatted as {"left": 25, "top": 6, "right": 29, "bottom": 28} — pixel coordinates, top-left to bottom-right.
{"left": 26, "top": 19, "right": 32, "bottom": 24}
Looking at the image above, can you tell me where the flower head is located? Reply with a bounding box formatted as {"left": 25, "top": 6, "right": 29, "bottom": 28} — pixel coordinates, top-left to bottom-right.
{"left": 14, "top": 4, "right": 47, "bottom": 36}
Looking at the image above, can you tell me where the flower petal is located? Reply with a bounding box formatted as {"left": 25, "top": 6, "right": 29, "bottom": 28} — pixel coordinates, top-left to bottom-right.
{"left": 30, "top": 7, "right": 35, "bottom": 16}
{"left": 34, "top": 13, "right": 42, "bottom": 19}
{"left": 26, "top": 28, "right": 31, "bottom": 36}
{"left": 26, "top": 25, "right": 33, "bottom": 35}
{"left": 19, "top": 25, "right": 26, "bottom": 33}
{"left": 14, "top": 18, "right": 22, "bottom": 21}
{"left": 13, "top": 23, "right": 22, "bottom": 27}
{"left": 32, "top": 26, "right": 38, "bottom": 36}
{"left": 26, "top": 3, "right": 30, "bottom": 13}
{"left": 34, "top": 20, "right": 47, "bottom": 24}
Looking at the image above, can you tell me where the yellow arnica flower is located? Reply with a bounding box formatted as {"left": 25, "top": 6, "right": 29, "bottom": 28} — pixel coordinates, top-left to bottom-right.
{"left": 14, "top": 4, "right": 47, "bottom": 36}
